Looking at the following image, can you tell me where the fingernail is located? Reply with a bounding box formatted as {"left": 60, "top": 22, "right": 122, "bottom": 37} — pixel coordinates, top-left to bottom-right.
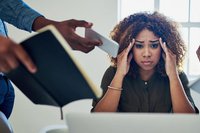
{"left": 31, "top": 66, "right": 37, "bottom": 73}
{"left": 163, "top": 42, "right": 167, "bottom": 47}
{"left": 96, "top": 40, "right": 102, "bottom": 45}
{"left": 88, "top": 22, "right": 93, "bottom": 26}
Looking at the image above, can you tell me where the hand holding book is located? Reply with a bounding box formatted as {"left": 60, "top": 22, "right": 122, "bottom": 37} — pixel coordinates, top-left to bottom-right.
{"left": 0, "top": 19, "right": 102, "bottom": 74}
{"left": 6, "top": 25, "right": 102, "bottom": 119}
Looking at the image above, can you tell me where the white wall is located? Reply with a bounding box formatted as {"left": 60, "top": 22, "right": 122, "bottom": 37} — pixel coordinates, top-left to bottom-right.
{"left": 7, "top": 0, "right": 118, "bottom": 133}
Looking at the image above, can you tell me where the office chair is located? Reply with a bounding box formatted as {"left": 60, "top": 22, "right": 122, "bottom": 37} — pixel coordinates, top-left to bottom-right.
{"left": 189, "top": 77, "right": 200, "bottom": 93}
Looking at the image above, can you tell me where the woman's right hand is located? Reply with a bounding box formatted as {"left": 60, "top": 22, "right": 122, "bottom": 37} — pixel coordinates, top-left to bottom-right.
{"left": 116, "top": 39, "right": 134, "bottom": 77}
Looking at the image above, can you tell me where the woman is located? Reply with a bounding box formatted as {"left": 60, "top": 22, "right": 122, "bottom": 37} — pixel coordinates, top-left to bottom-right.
{"left": 92, "top": 12, "right": 198, "bottom": 113}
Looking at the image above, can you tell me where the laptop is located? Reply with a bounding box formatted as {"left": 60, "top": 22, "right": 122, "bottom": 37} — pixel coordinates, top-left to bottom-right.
{"left": 65, "top": 112, "right": 200, "bottom": 133}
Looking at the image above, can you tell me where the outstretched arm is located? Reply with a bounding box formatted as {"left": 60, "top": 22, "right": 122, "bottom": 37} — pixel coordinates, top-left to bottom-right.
{"left": 32, "top": 17, "right": 101, "bottom": 53}
{"left": 0, "top": 0, "right": 101, "bottom": 73}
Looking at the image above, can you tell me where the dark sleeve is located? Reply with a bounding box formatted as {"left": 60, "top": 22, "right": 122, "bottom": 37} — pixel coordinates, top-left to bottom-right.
{"left": 179, "top": 72, "right": 199, "bottom": 113}
{"left": 0, "top": 76, "right": 15, "bottom": 118}
{"left": 91, "top": 66, "right": 116, "bottom": 112}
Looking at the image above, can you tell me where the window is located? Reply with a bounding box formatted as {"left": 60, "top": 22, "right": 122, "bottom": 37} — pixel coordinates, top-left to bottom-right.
{"left": 119, "top": 0, "right": 200, "bottom": 78}
{"left": 119, "top": 0, "right": 154, "bottom": 19}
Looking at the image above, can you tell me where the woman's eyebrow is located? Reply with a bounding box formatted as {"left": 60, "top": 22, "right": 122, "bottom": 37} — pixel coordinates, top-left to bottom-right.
{"left": 150, "top": 40, "right": 159, "bottom": 43}
{"left": 135, "top": 40, "right": 159, "bottom": 43}
{"left": 135, "top": 40, "right": 144, "bottom": 43}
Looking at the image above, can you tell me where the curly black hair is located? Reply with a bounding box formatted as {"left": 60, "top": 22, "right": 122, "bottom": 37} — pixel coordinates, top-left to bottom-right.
{"left": 110, "top": 11, "right": 186, "bottom": 77}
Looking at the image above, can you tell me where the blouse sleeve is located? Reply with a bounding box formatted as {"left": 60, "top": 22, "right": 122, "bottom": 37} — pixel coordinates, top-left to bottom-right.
{"left": 91, "top": 66, "right": 116, "bottom": 111}
{"left": 179, "top": 72, "right": 199, "bottom": 113}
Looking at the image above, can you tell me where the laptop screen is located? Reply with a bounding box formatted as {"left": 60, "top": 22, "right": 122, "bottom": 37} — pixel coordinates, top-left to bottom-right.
{"left": 65, "top": 112, "right": 200, "bottom": 133}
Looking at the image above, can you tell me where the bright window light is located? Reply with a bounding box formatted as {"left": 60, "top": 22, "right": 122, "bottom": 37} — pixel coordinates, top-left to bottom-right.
{"left": 160, "top": 0, "right": 189, "bottom": 22}
{"left": 189, "top": 28, "right": 200, "bottom": 75}
{"left": 119, "top": 0, "right": 154, "bottom": 19}
{"left": 180, "top": 28, "right": 188, "bottom": 72}
{"left": 190, "top": 0, "right": 200, "bottom": 22}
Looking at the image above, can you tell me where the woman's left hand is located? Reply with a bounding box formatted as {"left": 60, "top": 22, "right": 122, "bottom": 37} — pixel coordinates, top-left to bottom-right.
{"left": 159, "top": 38, "right": 178, "bottom": 77}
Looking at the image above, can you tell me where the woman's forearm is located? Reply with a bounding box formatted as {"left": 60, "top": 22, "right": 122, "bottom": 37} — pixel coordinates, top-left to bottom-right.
{"left": 169, "top": 74, "right": 195, "bottom": 113}
{"left": 94, "top": 73, "right": 124, "bottom": 112}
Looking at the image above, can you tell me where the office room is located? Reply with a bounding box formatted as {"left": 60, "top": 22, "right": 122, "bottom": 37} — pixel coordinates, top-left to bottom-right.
{"left": 1, "top": 0, "right": 200, "bottom": 133}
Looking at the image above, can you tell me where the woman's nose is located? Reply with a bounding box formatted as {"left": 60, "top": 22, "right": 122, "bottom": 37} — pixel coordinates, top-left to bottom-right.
{"left": 143, "top": 47, "right": 151, "bottom": 58}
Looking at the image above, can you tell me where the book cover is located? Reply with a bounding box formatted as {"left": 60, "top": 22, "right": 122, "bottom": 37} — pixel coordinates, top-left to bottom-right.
{"left": 6, "top": 25, "right": 102, "bottom": 110}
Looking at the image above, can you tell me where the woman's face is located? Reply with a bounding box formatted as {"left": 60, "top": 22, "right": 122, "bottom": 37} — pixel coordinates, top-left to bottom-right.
{"left": 132, "top": 29, "right": 161, "bottom": 72}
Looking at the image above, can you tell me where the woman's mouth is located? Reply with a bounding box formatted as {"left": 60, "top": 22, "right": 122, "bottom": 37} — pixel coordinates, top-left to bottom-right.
{"left": 141, "top": 61, "right": 152, "bottom": 65}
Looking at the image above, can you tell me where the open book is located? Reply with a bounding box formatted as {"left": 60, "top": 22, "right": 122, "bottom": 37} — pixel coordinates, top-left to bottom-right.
{"left": 6, "top": 25, "right": 102, "bottom": 119}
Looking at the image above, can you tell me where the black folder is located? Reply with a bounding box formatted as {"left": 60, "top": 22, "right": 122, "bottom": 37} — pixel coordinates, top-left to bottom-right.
{"left": 6, "top": 25, "right": 102, "bottom": 119}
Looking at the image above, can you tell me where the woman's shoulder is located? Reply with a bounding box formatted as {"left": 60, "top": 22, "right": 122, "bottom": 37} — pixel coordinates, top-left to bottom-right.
{"left": 179, "top": 71, "right": 188, "bottom": 79}
{"left": 101, "top": 66, "right": 117, "bottom": 84}
{"left": 100, "top": 66, "right": 117, "bottom": 91}
{"left": 105, "top": 66, "right": 117, "bottom": 74}
{"left": 178, "top": 71, "right": 189, "bottom": 84}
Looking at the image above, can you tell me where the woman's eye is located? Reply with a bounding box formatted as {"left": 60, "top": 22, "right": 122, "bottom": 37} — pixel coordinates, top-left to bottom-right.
{"left": 135, "top": 44, "right": 143, "bottom": 49}
{"left": 151, "top": 43, "right": 159, "bottom": 49}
